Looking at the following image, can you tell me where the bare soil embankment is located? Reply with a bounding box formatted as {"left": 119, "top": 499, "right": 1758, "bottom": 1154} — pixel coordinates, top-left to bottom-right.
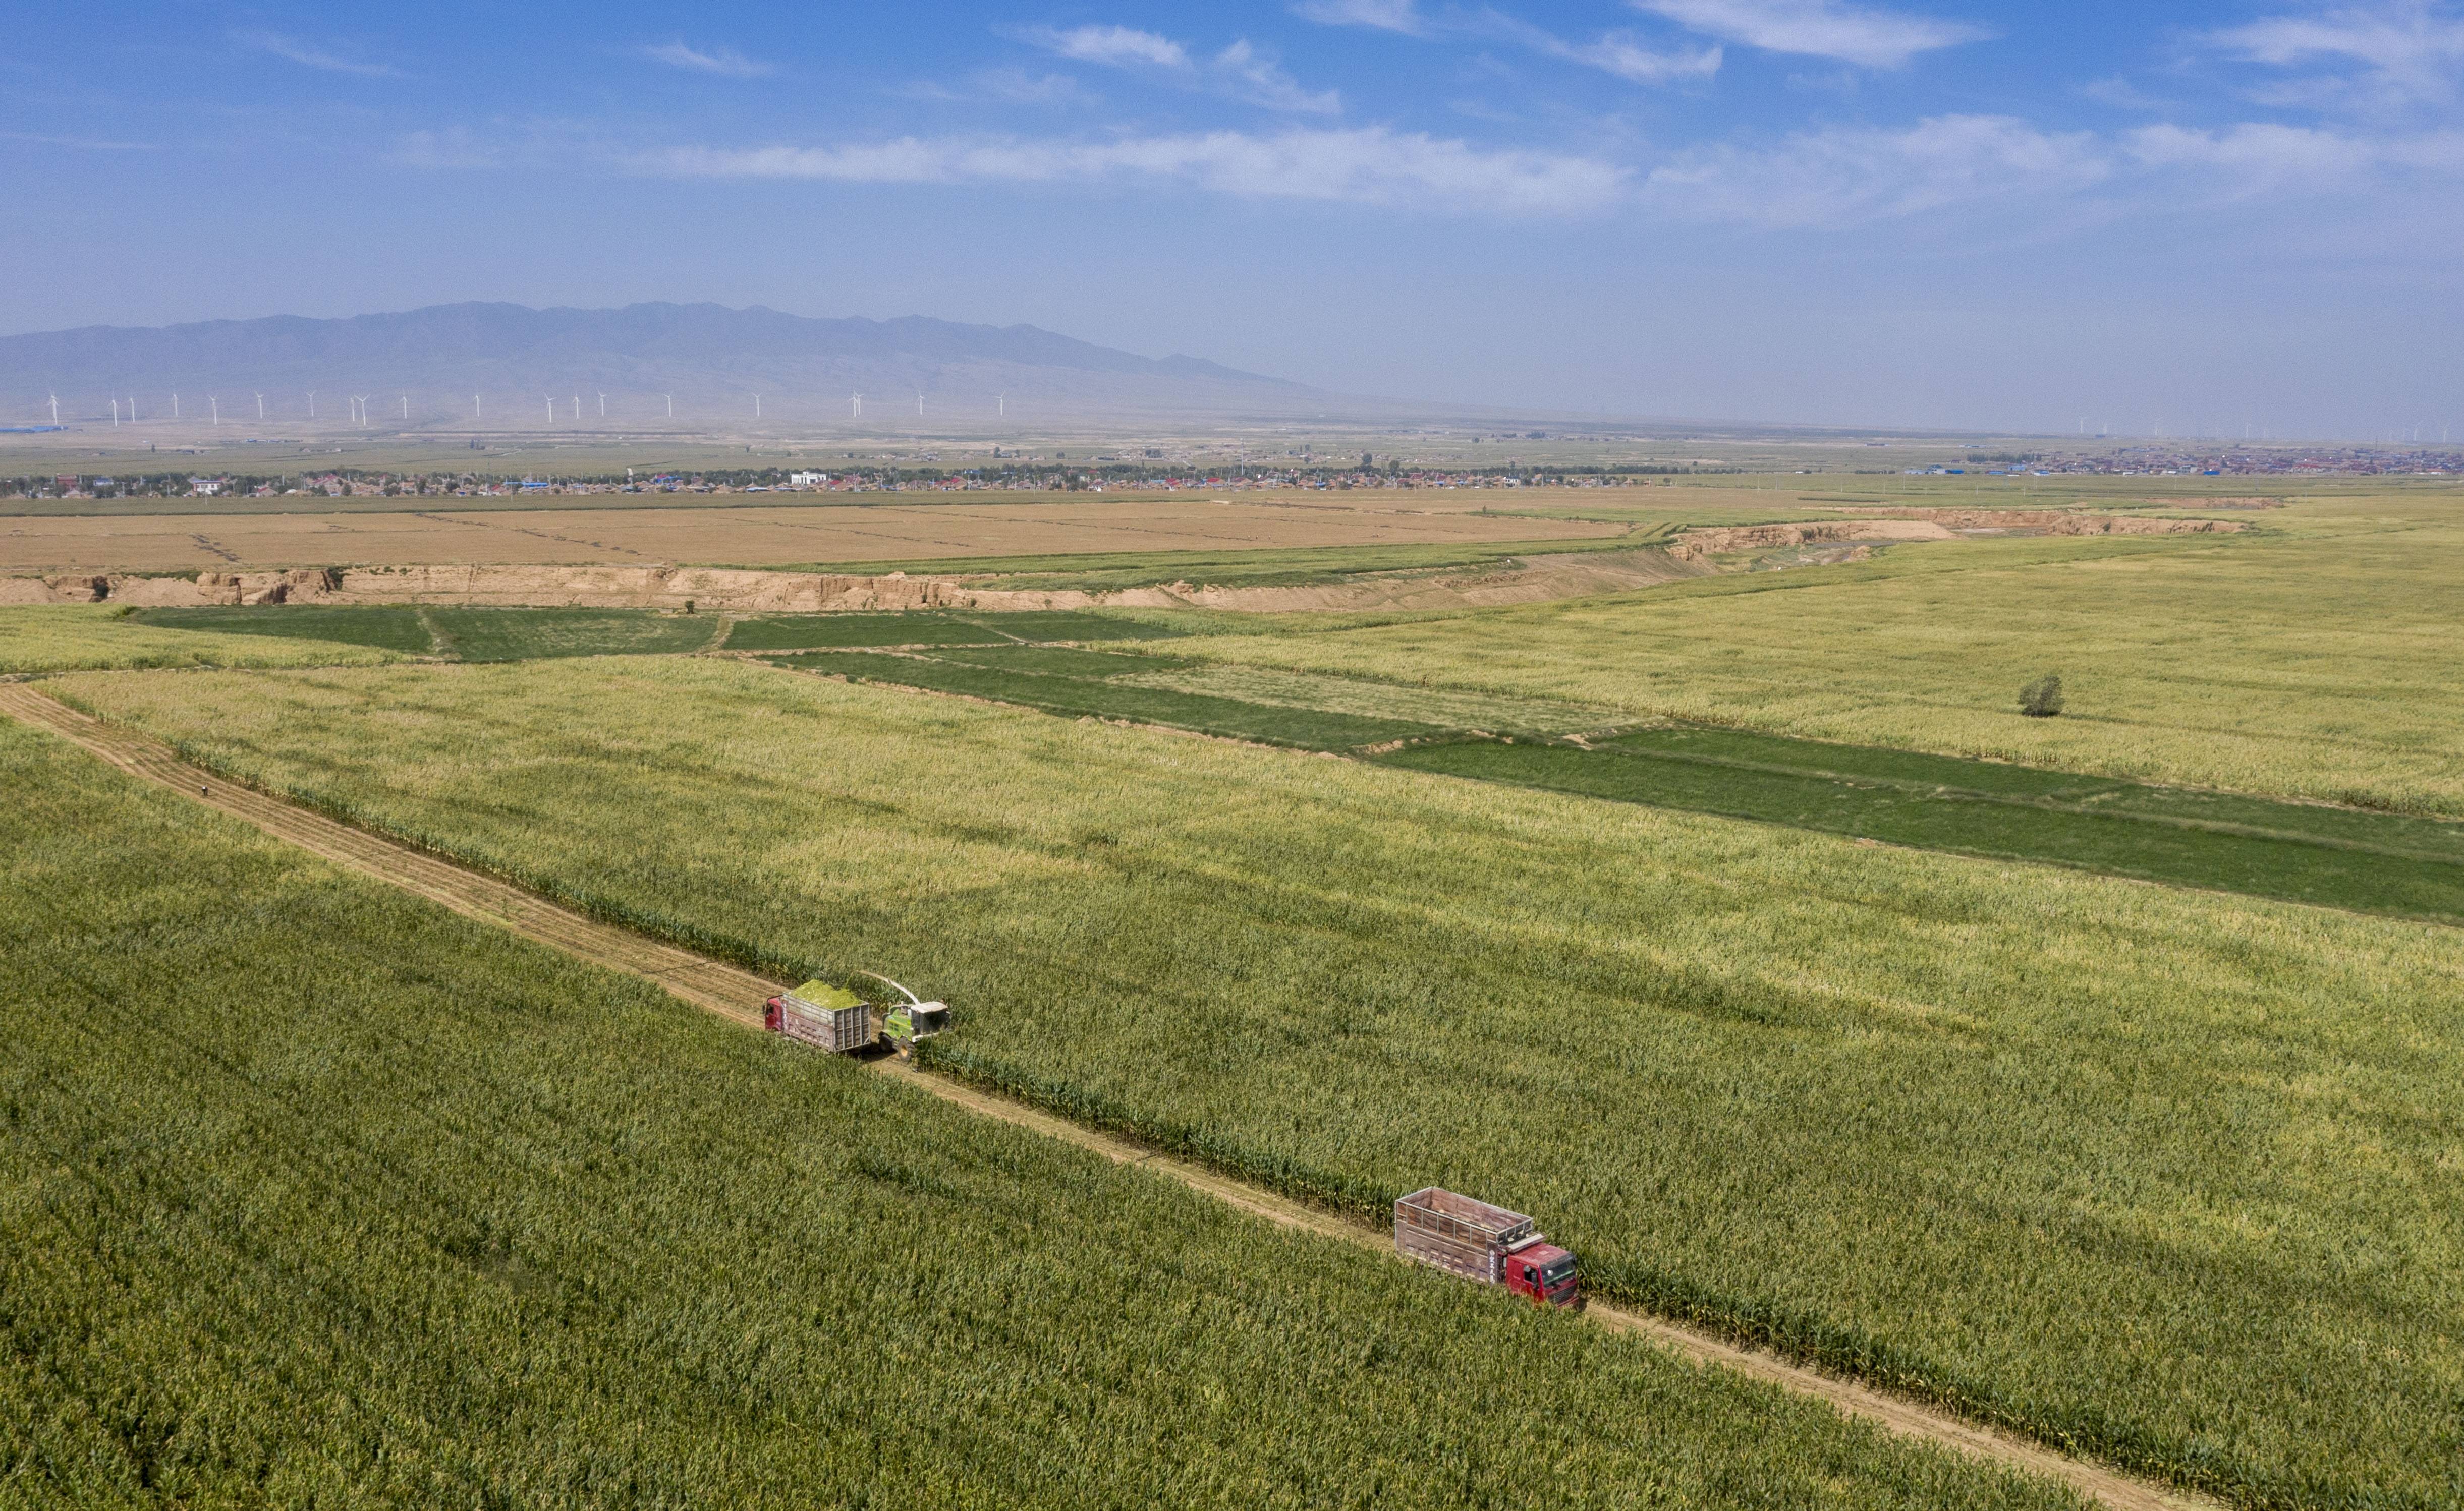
{"left": 0, "top": 550, "right": 1713, "bottom": 614}
{"left": 0, "top": 509, "right": 2241, "bottom": 615}
{"left": 1667, "top": 511, "right": 2240, "bottom": 562}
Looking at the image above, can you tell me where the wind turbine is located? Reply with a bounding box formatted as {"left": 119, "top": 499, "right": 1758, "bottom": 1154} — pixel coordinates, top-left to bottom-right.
{"left": 210, "top": 396, "right": 220, "bottom": 426}
{"left": 998, "top": 394, "right": 1006, "bottom": 418}
{"left": 754, "top": 394, "right": 763, "bottom": 419}
{"left": 129, "top": 396, "right": 139, "bottom": 422}
{"left": 400, "top": 395, "right": 408, "bottom": 420}
{"left": 110, "top": 399, "right": 120, "bottom": 427}
{"left": 359, "top": 396, "right": 373, "bottom": 429}
{"left": 850, "top": 392, "right": 863, "bottom": 418}
{"left": 474, "top": 394, "right": 482, "bottom": 419}
{"left": 308, "top": 392, "right": 317, "bottom": 419}
{"left": 571, "top": 395, "right": 581, "bottom": 420}
{"left": 47, "top": 394, "right": 58, "bottom": 424}
{"left": 596, "top": 391, "right": 606, "bottom": 418}
{"left": 255, "top": 393, "right": 265, "bottom": 421}
{"left": 546, "top": 396, "right": 555, "bottom": 423}
{"left": 915, "top": 391, "right": 924, "bottom": 417}
{"left": 173, "top": 393, "right": 181, "bottom": 419}
{"left": 662, "top": 394, "right": 673, "bottom": 418}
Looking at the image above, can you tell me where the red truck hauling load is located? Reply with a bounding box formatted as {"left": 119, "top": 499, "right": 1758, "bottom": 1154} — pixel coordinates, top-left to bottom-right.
{"left": 763, "top": 975, "right": 950, "bottom": 1057}
{"left": 1393, "top": 1187, "right": 1581, "bottom": 1309}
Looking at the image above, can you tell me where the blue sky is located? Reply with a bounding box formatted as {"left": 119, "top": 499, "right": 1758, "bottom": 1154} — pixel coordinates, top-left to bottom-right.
{"left": 6, "top": 1, "right": 2462, "bottom": 436}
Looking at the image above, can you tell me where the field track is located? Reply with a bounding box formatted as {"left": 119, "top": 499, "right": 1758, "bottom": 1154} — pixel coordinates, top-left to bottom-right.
{"left": 0, "top": 678, "right": 2215, "bottom": 1511}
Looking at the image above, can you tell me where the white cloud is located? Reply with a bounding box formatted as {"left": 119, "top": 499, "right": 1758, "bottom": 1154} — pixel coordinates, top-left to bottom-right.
{"left": 236, "top": 30, "right": 397, "bottom": 77}
{"left": 1478, "top": 12, "right": 1724, "bottom": 84}
{"left": 898, "top": 67, "right": 1093, "bottom": 106}
{"left": 1633, "top": 0, "right": 1990, "bottom": 67}
{"left": 1011, "top": 24, "right": 1336, "bottom": 112}
{"left": 1642, "top": 113, "right": 2107, "bottom": 224}
{"left": 2128, "top": 121, "right": 2464, "bottom": 183}
{"left": 2205, "top": 3, "right": 2464, "bottom": 104}
{"left": 1021, "top": 24, "right": 1189, "bottom": 68}
{"left": 1212, "top": 40, "right": 1342, "bottom": 112}
{"left": 638, "top": 41, "right": 776, "bottom": 78}
{"left": 639, "top": 127, "right": 1628, "bottom": 214}
{"left": 1292, "top": 0, "right": 1427, "bottom": 33}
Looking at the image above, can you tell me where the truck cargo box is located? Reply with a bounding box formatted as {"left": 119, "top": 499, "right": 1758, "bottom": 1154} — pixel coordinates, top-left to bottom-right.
{"left": 1394, "top": 1187, "right": 1537, "bottom": 1285}
{"left": 768, "top": 981, "right": 875, "bottom": 1054}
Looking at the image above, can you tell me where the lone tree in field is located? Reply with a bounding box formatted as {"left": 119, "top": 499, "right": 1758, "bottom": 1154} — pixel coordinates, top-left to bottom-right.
{"left": 2018, "top": 674, "right": 2066, "bottom": 718}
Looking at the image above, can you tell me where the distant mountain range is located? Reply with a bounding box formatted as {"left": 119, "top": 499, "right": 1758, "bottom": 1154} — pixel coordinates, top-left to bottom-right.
{"left": 0, "top": 302, "right": 1329, "bottom": 426}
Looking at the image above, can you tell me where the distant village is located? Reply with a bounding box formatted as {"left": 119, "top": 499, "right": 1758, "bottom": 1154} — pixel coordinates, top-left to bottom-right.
{"left": 6, "top": 441, "right": 2454, "bottom": 501}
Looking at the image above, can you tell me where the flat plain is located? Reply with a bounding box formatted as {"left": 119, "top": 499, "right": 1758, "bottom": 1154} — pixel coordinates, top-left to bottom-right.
{"left": 0, "top": 491, "right": 1635, "bottom": 572}
{"left": 58, "top": 651, "right": 2464, "bottom": 1510}
{"left": 1173, "top": 495, "right": 2464, "bottom": 813}
{"left": 3, "top": 716, "right": 2082, "bottom": 1509}
{"left": 11, "top": 474, "right": 2461, "bottom": 1511}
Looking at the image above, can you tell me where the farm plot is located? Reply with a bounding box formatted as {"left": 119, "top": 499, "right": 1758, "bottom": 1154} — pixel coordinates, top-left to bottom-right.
{"left": 1168, "top": 496, "right": 2464, "bottom": 814}
{"left": 62, "top": 654, "right": 2464, "bottom": 1511}
{"left": 0, "top": 493, "right": 1626, "bottom": 572}
{"left": 769, "top": 638, "right": 2464, "bottom": 918}
{"left": 0, "top": 714, "right": 2077, "bottom": 1511}
{"left": 724, "top": 608, "right": 1188, "bottom": 651}
{"left": 0, "top": 604, "right": 405, "bottom": 672}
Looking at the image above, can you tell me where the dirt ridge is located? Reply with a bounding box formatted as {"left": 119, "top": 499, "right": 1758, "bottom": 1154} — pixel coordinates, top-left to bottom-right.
{"left": 0, "top": 679, "right": 2214, "bottom": 1511}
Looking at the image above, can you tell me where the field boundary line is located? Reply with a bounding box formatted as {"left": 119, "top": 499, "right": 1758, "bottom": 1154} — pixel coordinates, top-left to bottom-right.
{"left": 0, "top": 680, "right": 2216, "bottom": 1511}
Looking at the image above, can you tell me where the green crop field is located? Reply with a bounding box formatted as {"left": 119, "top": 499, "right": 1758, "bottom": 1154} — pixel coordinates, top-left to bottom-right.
{"left": 765, "top": 635, "right": 2464, "bottom": 919}
{"left": 774, "top": 648, "right": 1447, "bottom": 750}
{"left": 59, "top": 654, "right": 2464, "bottom": 1510}
{"left": 1166, "top": 495, "right": 2464, "bottom": 814}
{"left": 0, "top": 605, "right": 405, "bottom": 673}
{"left": 131, "top": 603, "right": 441, "bottom": 653}
{"left": 0, "top": 715, "right": 2076, "bottom": 1510}
{"left": 723, "top": 608, "right": 1187, "bottom": 650}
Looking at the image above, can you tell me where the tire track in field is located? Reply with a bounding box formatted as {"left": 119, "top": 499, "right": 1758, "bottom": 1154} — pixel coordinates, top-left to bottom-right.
{"left": 0, "top": 680, "right": 2213, "bottom": 1511}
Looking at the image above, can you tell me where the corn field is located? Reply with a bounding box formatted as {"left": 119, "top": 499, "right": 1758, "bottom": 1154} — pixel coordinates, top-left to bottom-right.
{"left": 0, "top": 717, "right": 2084, "bottom": 1509}
{"left": 59, "top": 655, "right": 2464, "bottom": 1511}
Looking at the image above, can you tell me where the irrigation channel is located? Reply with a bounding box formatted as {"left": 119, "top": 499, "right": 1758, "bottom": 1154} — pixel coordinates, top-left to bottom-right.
{"left": 0, "top": 679, "right": 2218, "bottom": 1511}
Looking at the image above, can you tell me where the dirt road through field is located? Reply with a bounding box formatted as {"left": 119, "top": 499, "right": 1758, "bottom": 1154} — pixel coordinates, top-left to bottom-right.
{"left": 1, "top": 678, "right": 2213, "bottom": 1511}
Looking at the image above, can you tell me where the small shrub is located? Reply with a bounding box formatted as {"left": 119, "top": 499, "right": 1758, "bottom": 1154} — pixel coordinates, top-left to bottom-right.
{"left": 2018, "top": 674, "right": 2065, "bottom": 718}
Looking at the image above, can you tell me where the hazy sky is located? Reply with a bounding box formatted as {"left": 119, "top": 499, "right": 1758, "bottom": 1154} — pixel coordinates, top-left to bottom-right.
{"left": 6, "top": 1, "right": 2462, "bottom": 436}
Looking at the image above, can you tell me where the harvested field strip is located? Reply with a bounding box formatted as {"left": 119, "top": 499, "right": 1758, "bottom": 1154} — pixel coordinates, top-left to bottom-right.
{"left": 0, "top": 682, "right": 2187, "bottom": 1511}
{"left": 772, "top": 648, "right": 1449, "bottom": 750}
{"left": 776, "top": 643, "right": 2464, "bottom": 919}
{"left": 57, "top": 658, "right": 2464, "bottom": 1511}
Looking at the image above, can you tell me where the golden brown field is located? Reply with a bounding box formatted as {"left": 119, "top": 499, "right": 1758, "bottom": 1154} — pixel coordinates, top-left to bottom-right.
{"left": 0, "top": 492, "right": 1630, "bottom": 572}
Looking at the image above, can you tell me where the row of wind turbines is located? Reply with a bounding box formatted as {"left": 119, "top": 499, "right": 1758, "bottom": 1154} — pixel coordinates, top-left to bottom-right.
{"left": 39, "top": 389, "right": 1017, "bottom": 428}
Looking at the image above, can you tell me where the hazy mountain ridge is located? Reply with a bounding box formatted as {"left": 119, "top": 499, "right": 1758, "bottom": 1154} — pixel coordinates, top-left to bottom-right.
{"left": 0, "top": 302, "right": 1312, "bottom": 417}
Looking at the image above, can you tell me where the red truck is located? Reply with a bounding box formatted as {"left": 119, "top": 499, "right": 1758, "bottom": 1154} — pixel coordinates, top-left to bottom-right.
{"left": 1393, "top": 1187, "right": 1581, "bottom": 1309}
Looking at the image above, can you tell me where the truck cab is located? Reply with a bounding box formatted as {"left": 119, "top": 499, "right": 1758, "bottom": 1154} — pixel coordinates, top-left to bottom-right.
{"left": 1503, "top": 1242, "right": 1581, "bottom": 1309}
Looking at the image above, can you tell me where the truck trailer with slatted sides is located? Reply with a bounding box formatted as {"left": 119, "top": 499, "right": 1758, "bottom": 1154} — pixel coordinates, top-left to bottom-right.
{"left": 1393, "top": 1187, "right": 1582, "bottom": 1309}
{"left": 762, "top": 975, "right": 950, "bottom": 1057}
